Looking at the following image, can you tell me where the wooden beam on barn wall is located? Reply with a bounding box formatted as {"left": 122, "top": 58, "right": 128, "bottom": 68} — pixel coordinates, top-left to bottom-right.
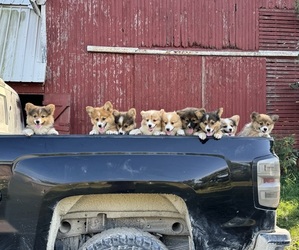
{"left": 87, "top": 46, "right": 299, "bottom": 58}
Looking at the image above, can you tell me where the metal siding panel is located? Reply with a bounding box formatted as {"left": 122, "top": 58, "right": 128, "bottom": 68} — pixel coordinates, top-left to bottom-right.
{"left": 266, "top": 58, "right": 299, "bottom": 148}
{"left": 0, "top": 5, "right": 46, "bottom": 82}
{"left": 259, "top": 9, "right": 299, "bottom": 51}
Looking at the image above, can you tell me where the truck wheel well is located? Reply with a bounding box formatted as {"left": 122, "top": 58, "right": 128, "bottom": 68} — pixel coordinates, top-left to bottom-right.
{"left": 47, "top": 193, "right": 193, "bottom": 250}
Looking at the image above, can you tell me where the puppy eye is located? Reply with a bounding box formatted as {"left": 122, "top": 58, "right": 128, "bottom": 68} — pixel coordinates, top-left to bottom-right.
{"left": 259, "top": 122, "right": 263, "bottom": 126}
{"left": 266, "top": 123, "right": 270, "bottom": 126}
{"left": 211, "top": 121, "right": 215, "bottom": 125}
{"left": 33, "top": 115, "right": 37, "bottom": 118}
{"left": 95, "top": 118, "right": 99, "bottom": 121}
{"left": 41, "top": 115, "right": 45, "bottom": 118}
{"left": 171, "top": 122, "right": 174, "bottom": 125}
{"left": 191, "top": 119, "right": 196, "bottom": 122}
{"left": 124, "top": 124, "right": 128, "bottom": 128}
{"left": 204, "top": 122, "right": 208, "bottom": 125}
{"left": 146, "top": 119, "right": 149, "bottom": 122}
{"left": 153, "top": 119, "right": 157, "bottom": 122}
{"left": 223, "top": 125, "right": 227, "bottom": 128}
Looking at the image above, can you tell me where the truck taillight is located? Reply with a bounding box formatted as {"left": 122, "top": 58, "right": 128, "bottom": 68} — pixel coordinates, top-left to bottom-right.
{"left": 257, "top": 158, "right": 280, "bottom": 208}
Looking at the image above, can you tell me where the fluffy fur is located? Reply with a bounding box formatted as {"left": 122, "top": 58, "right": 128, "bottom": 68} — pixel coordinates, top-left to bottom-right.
{"left": 113, "top": 108, "right": 137, "bottom": 135}
{"left": 86, "top": 101, "right": 118, "bottom": 135}
{"left": 177, "top": 107, "right": 202, "bottom": 136}
{"left": 194, "top": 107, "right": 224, "bottom": 140}
{"left": 130, "top": 109, "right": 163, "bottom": 135}
{"left": 161, "top": 111, "right": 185, "bottom": 136}
{"left": 22, "top": 102, "right": 59, "bottom": 136}
{"left": 221, "top": 115, "right": 240, "bottom": 136}
{"left": 238, "top": 112, "right": 279, "bottom": 138}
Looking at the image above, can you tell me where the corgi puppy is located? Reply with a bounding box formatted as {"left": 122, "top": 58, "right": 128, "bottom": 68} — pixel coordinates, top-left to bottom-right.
{"left": 161, "top": 111, "right": 185, "bottom": 136}
{"left": 177, "top": 107, "right": 202, "bottom": 135}
{"left": 86, "top": 101, "right": 118, "bottom": 135}
{"left": 238, "top": 112, "right": 279, "bottom": 138}
{"left": 221, "top": 115, "right": 240, "bottom": 136}
{"left": 130, "top": 109, "right": 163, "bottom": 135}
{"left": 22, "top": 102, "right": 59, "bottom": 136}
{"left": 194, "top": 108, "right": 224, "bottom": 140}
{"left": 113, "top": 108, "right": 137, "bottom": 135}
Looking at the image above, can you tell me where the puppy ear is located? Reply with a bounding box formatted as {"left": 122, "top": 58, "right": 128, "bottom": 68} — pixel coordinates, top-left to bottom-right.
{"left": 104, "top": 101, "right": 113, "bottom": 112}
{"left": 25, "top": 102, "right": 35, "bottom": 113}
{"left": 217, "top": 107, "right": 224, "bottom": 117}
{"left": 160, "top": 109, "right": 165, "bottom": 115}
{"left": 46, "top": 104, "right": 55, "bottom": 115}
{"left": 270, "top": 114, "right": 279, "bottom": 122}
{"left": 251, "top": 112, "right": 259, "bottom": 121}
{"left": 231, "top": 115, "right": 240, "bottom": 126}
{"left": 128, "top": 108, "right": 136, "bottom": 118}
{"left": 195, "top": 108, "right": 206, "bottom": 118}
{"left": 86, "top": 106, "right": 94, "bottom": 115}
{"left": 113, "top": 110, "right": 120, "bottom": 116}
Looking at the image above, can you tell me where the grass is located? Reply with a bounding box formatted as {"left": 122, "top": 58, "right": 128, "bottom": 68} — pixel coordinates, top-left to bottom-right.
{"left": 277, "top": 174, "right": 299, "bottom": 249}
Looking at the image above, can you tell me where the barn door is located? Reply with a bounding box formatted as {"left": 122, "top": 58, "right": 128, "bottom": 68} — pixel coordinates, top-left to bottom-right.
{"left": 43, "top": 94, "right": 71, "bottom": 134}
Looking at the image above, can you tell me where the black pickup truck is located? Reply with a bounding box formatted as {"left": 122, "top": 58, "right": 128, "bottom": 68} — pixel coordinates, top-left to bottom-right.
{"left": 0, "top": 135, "right": 291, "bottom": 250}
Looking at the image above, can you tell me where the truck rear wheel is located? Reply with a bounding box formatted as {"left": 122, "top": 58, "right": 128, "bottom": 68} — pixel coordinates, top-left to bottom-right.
{"left": 79, "top": 227, "right": 168, "bottom": 250}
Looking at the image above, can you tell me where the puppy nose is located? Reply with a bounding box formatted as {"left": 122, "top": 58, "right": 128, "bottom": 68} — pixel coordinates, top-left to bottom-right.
{"left": 263, "top": 127, "right": 268, "bottom": 132}
{"left": 148, "top": 124, "right": 152, "bottom": 128}
{"left": 119, "top": 131, "right": 124, "bottom": 135}
{"left": 36, "top": 120, "right": 40, "bottom": 124}
{"left": 207, "top": 128, "right": 211, "bottom": 132}
{"left": 98, "top": 124, "right": 102, "bottom": 128}
{"left": 166, "top": 128, "right": 170, "bottom": 131}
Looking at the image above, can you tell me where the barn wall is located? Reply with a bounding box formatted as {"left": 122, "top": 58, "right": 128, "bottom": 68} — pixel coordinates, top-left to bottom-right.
{"left": 37, "top": 0, "right": 298, "bottom": 148}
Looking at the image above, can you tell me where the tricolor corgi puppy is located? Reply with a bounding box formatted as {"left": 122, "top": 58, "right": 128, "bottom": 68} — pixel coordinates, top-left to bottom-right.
{"left": 221, "top": 115, "right": 240, "bottom": 136}
{"left": 238, "top": 112, "right": 279, "bottom": 138}
{"left": 177, "top": 107, "right": 202, "bottom": 136}
{"left": 130, "top": 109, "right": 163, "bottom": 135}
{"left": 161, "top": 111, "right": 185, "bottom": 136}
{"left": 113, "top": 108, "right": 137, "bottom": 135}
{"left": 194, "top": 108, "right": 224, "bottom": 140}
{"left": 23, "top": 102, "right": 59, "bottom": 136}
{"left": 86, "top": 101, "right": 118, "bottom": 135}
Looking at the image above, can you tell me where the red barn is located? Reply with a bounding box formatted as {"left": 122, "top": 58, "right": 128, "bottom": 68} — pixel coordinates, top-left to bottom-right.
{"left": 1, "top": 0, "right": 299, "bottom": 146}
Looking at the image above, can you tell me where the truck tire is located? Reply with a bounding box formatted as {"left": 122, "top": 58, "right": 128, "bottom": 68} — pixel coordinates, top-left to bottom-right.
{"left": 79, "top": 227, "right": 168, "bottom": 250}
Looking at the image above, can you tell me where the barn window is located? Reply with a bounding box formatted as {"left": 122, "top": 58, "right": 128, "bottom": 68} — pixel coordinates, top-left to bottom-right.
{"left": 0, "top": 0, "right": 46, "bottom": 82}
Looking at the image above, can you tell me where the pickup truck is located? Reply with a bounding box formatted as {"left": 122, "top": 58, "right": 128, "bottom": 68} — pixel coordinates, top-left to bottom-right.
{"left": 0, "top": 81, "right": 291, "bottom": 250}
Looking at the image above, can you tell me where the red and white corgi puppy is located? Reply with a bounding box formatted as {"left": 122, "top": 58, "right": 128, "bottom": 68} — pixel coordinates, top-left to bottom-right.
{"left": 238, "top": 112, "right": 279, "bottom": 138}
{"left": 130, "top": 109, "right": 163, "bottom": 135}
{"left": 161, "top": 111, "right": 185, "bottom": 136}
{"left": 86, "top": 101, "right": 118, "bottom": 135}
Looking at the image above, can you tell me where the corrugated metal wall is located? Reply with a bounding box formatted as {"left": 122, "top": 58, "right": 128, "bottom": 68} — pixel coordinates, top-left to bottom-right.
{"left": 0, "top": 4, "right": 46, "bottom": 82}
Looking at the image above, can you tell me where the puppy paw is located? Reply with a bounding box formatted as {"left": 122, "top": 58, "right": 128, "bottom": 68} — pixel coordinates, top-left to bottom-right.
{"left": 160, "top": 132, "right": 166, "bottom": 135}
{"left": 22, "top": 129, "right": 34, "bottom": 136}
{"left": 198, "top": 133, "right": 206, "bottom": 140}
{"left": 177, "top": 129, "right": 185, "bottom": 136}
{"left": 106, "top": 130, "right": 118, "bottom": 135}
{"left": 153, "top": 131, "right": 162, "bottom": 136}
{"left": 214, "top": 132, "right": 223, "bottom": 139}
{"left": 129, "top": 129, "right": 142, "bottom": 135}
{"left": 48, "top": 129, "right": 59, "bottom": 135}
{"left": 89, "top": 130, "right": 98, "bottom": 135}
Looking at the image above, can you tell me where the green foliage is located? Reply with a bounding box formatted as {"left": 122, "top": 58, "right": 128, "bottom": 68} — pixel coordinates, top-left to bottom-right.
{"left": 273, "top": 136, "right": 298, "bottom": 178}
{"left": 274, "top": 135, "right": 299, "bottom": 249}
